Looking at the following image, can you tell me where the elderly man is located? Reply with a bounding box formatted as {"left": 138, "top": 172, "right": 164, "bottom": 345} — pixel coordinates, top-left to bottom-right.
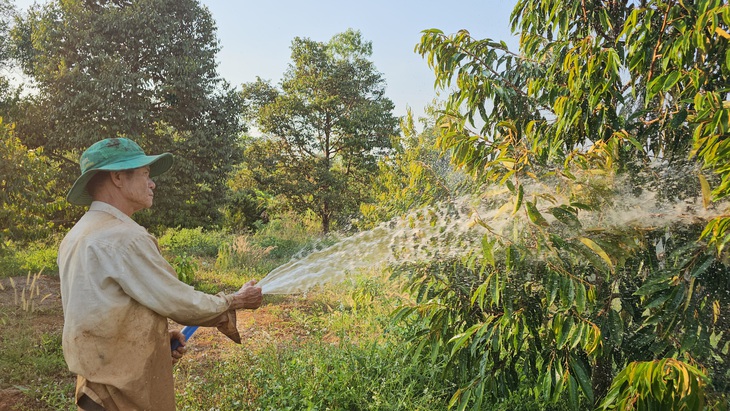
{"left": 57, "top": 138, "right": 263, "bottom": 411}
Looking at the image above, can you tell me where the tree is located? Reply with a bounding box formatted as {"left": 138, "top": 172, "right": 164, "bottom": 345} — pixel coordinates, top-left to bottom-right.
{"left": 358, "top": 105, "right": 469, "bottom": 229}
{"left": 241, "top": 29, "right": 399, "bottom": 233}
{"left": 0, "top": 0, "right": 19, "bottom": 115}
{"left": 10, "top": 0, "right": 244, "bottom": 228}
{"left": 392, "top": 0, "right": 729, "bottom": 409}
{"left": 0, "top": 120, "right": 65, "bottom": 246}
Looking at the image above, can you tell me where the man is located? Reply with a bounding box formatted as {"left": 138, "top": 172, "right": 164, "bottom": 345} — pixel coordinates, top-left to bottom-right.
{"left": 57, "top": 138, "right": 263, "bottom": 411}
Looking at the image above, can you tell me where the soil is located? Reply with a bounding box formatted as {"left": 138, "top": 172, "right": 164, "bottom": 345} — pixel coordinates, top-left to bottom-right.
{"left": 0, "top": 274, "right": 329, "bottom": 410}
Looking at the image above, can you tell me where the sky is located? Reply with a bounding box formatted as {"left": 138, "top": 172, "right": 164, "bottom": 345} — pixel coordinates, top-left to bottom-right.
{"left": 12, "top": 0, "right": 520, "bottom": 119}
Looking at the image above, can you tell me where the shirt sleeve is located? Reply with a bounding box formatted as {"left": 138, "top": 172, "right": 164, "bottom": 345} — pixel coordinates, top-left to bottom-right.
{"left": 108, "top": 231, "right": 232, "bottom": 325}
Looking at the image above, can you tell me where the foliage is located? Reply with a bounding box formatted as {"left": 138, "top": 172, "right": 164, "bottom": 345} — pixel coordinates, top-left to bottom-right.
{"left": 0, "top": 0, "right": 11, "bottom": 64}
{"left": 400, "top": 2, "right": 730, "bottom": 408}
{"left": 223, "top": 163, "right": 271, "bottom": 232}
{"left": 240, "top": 29, "right": 400, "bottom": 233}
{"left": 0, "top": 123, "right": 67, "bottom": 246}
{"left": 0, "top": 237, "right": 62, "bottom": 279}
{"left": 171, "top": 253, "right": 197, "bottom": 285}
{"left": 359, "top": 106, "right": 469, "bottom": 229}
{"left": 0, "top": 0, "right": 20, "bottom": 117}
{"left": 158, "top": 227, "right": 230, "bottom": 258}
{"left": 10, "top": 0, "right": 245, "bottom": 228}
{"left": 174, "top": 275, "right": 448, "bottom": 411}
{"left": 0, "top": 310, "right": 74, "bottom": 409}
{"left": 391, "top": 166, "right": 729, "bottom": 410}
{"left": 598, "top": 359, "right": 712, "bottom": 411}
{"left": 215, "top": 235, "right": 274, "bottom": 274}
{"left": 216, "top": 211, "right": 322, "bottom": 275}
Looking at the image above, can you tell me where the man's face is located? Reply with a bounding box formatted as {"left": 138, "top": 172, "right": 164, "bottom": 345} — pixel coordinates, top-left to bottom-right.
{"left": 120, "top": 166, "right": 156, "bottom": 213}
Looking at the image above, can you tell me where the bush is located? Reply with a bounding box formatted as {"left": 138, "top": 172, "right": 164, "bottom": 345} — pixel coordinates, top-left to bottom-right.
{"left": 158, "top": 227, "right": 230, "bottom": 258}
{"left": 215, "top": 212, "right": 322, "bottom": 274}
{"left": 0, "top": 239, "right": 59, "bottom": 278}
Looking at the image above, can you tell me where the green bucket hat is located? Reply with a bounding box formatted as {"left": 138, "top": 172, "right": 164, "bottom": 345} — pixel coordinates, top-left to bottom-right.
{"left": 67, "top": 138, "right": 174, "bottom": 205}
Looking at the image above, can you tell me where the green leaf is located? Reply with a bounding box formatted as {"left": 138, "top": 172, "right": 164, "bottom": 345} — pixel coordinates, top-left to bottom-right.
{"left": 448, "top": 323, "right": 481, "bottom": 357}
{"left": 513, "top": 184, "right": 524, "bottom": 215}
{"left": 568, "top": 374, "right": 579, "bottom": 410}
{"left": 634, "top": 277, "right": 672, "bottom": 296}
{"left": 608, "top": 309, "right": 624, "bottom": 347}
{"left": 663, "top": 71, "right": 681, "bottom": 90}
{"left": 542, "top": 369, "right": 553, "bottom": 401}
{"left": 557, "top": 315, "right": 574, "bottom": 349}
{"left": 481, "top": 236, "right": 496, "bottom": 268}
{"left": 699, "top": 173, "right": 712, "bottom": 209}
{"left": 549, "top": 205, "right": 582, "bottom": 229}
{"left": 575, "top": 282, "right": 586, "bottom": 313}
{"left": 689, "top": 253, "right": 714, "bottom": 278}
{"left": 526, "top": 200, "right": 549, "bottom": 227}
{"left": 569, "top": 355, "right": 594, "bottom": 403}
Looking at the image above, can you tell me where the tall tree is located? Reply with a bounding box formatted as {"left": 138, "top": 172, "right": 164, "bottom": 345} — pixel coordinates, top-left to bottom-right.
{"left": 392, "top": 0, "right": 730, "bottom": 409}
{"left": 241, "top": 29, "right": 399, "bottom": 233}
{"left": 359, "top": 106, "right": 468, "bottom": 229}
{"left": 0, "top": 0, "right": 18, "bottom": 114}
{"left": 0, "top": 122, "right": 65, "bottom": 246}
{"left": 10, "top": 0, "right": 244, "bottom": 228}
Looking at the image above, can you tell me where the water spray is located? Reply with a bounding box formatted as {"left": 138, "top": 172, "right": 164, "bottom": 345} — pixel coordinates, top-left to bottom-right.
{"left": 171, "top": 170, "right": 726, "bottom": 351}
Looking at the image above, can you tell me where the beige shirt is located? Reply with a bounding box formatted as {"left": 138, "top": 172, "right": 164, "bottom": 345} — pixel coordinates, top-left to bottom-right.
{"left": 58, "top": 201, "right": 232, "bottom": 410}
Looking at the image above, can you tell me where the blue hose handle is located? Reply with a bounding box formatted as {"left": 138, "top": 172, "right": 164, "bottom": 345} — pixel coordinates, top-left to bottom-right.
{"left": 171, "top": 325, "right": 198, "bottom": 351}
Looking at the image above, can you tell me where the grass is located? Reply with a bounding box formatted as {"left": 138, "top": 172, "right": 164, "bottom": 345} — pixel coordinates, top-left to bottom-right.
{"left": 0, "top": 293, "right": 75, "bottom": 410}
{"left": 173, "top": 274, "right": 449, "bottom": 411}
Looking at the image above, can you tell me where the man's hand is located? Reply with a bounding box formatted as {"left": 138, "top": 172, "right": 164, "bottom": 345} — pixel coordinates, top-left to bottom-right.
{"left": 231, "top": 279, "right": 263, "bottom": 310}
{"left": 169, "top": 329, "right": 187, "bottom": 365}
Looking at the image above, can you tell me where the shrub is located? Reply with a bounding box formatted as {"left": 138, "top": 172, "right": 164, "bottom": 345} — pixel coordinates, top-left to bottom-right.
{"left": 0, "top": 239, "right": 59, "bottom": 278}
{"left": 158, "top": 227, "right": 230, "bottom": 257}
{"left": 171, "top": 253, "right": 197, "bottom": 285}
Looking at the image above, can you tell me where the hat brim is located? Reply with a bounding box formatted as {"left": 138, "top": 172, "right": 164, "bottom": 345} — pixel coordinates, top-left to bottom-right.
{"left": 67, "top": 153, "right": 173, "bottom": 206}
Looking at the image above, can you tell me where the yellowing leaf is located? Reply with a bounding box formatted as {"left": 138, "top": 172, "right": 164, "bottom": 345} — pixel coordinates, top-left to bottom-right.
{"left": 579, "top": 237, "right": 614, "bottom": 270}
{"left": 698, "top": 173, "right": 712, "bottom": 209}
{"left": 713, "top": 300, "right": 720, "bottom": 324}
{"left": 716, "top": 27, "right": 730, "bottom": 39}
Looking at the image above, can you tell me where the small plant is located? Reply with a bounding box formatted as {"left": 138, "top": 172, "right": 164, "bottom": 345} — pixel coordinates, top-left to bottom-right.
{"left": 172, "top": 253, "right": 198, "bottom": 285}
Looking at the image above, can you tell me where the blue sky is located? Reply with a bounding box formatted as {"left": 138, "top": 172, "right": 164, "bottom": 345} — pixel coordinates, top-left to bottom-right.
{"left": 203, "top": 0, "right": 520, "bottom": 118}
{"left": 14, "top": 0, "right": 520, "bottom": 119}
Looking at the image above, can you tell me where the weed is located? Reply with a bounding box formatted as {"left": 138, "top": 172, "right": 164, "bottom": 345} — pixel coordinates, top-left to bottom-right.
{"left": 171, "top": 253, "right": 197, "bottom": 285}
{"left": 216, "top": 235, "right": 274, "bottom": 272}
{"left": 6, "top": 271, "right": 52, "bottom": 313}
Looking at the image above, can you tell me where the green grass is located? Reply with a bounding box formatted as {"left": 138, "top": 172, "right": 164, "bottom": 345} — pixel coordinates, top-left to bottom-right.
{"left": 0, "top": 307, "right": 75, "bottom": 410}
{"left": 174, "top": 273, "right": 451, "bottom": 411}
{"left": 175, "top": 339, "right": 449, "bottom": 411}
{"left": 0, "top": 240, "right": 60, "bottom": 279}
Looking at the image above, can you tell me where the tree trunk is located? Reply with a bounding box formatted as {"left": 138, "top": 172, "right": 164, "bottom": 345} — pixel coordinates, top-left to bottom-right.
{"left": 321, "top": 211, "right": 330, "bottom": 234}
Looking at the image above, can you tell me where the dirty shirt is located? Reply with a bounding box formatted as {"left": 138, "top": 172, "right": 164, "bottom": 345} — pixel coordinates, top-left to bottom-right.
{"left": 58, "top": 201, "right": 232, "bottom": 411}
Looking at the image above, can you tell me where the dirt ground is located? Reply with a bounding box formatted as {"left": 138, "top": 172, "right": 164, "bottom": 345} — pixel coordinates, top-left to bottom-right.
{"left": 0, "top": 274, "right": 329, "bottom": 410}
